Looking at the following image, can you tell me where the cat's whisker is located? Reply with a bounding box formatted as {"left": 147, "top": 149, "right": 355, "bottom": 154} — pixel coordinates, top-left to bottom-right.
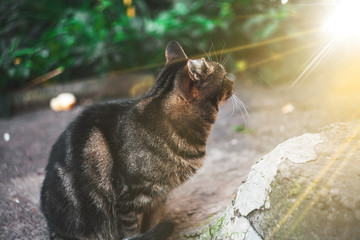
{"left": 206, "top": 46, "right": 213, "bottom": 62}
{"left": 231, "top": 94, "right": 249, "bottom": 125}
{"left": 231, "top": 96, "right": 243, "bottom": 119}
{"left": 231, "top": 96, "right": 241, "bottom": 110}
{"left": 229, "top": 97, "right": 236, "bottom": 119}
{"left": 210, "top": 41, "right": 219, "bottom": 63}
{"left": 202, "top": 48, "right": 212, "bottom": 62}
{"left": 219, "top": 42, "right": 227, "bottom": 65}
{"left": 222, "top": 55, "right": 231, "bottom": 67}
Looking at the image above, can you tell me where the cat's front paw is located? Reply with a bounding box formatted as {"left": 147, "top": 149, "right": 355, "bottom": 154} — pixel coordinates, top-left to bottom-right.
{"left": 150, "top": 221, "right": 176, "bottom": 240}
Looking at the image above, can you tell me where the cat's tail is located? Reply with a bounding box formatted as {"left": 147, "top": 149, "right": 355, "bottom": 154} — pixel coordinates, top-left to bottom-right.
{"left": 125, "top": 221, "right": 176, "bottom": 240}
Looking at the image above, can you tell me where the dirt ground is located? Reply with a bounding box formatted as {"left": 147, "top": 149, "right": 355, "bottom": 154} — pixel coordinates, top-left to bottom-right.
{"left": 0, "top": 65, "right": 359, "bottom": 239}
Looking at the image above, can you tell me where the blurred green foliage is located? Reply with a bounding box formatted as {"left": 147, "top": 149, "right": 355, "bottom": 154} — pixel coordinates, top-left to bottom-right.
{"left": 233, "top": 124, "right": 255, "bottom": 134}
{"left": 1, "top": 0, "right": 294, "bottom": 93}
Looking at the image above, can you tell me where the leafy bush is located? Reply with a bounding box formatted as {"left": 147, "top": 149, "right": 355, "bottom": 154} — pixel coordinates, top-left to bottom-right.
{"left": 1, "top": 0, "right": 296, "bottom": 93}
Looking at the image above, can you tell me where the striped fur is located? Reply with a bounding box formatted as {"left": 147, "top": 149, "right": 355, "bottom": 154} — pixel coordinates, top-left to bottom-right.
{"left": 40, "top": 41, "right": 233, "bottom": 240}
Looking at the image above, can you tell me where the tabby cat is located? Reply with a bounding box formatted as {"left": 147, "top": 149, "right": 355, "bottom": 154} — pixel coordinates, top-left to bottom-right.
{"left": 40, "top": 41, "right": 234, "bottom": 240}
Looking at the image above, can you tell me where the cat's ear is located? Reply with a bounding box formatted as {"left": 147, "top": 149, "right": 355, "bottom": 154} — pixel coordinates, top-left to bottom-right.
{"left": 165, "top": 41, "right": 188, "bottom": 64}
{"left": 187, "top": 58, "right": 210, "bottom": 81}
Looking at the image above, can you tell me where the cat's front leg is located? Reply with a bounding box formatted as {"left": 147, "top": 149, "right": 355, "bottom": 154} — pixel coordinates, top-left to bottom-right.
{"left": 116, "top": 207, "right": 142, "bottom": 238}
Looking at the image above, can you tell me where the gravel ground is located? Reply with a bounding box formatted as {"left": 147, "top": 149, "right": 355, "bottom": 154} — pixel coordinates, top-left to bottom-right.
{"left": 0, "top": 67, "right": 359, "bottom": 239}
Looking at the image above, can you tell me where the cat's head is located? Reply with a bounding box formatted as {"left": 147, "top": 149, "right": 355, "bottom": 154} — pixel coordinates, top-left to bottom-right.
{"left": 165, "top": 41, "right": 233, "bottom": 109}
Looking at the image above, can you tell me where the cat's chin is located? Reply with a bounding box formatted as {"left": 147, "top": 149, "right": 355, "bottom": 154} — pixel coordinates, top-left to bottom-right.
{"left": 218, "top": 95, "right": 233, "bottom": 109}
{"left": 226, "top": 89, "right": 234, "bottom": 100}
{"left": 220, "top": 86, "right": 234, "bottom": 104}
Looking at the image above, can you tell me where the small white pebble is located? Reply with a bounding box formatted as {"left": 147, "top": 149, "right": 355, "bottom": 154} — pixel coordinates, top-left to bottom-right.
{"left": 50, "top": 93, "right": 76, "bottom": 112}
{"left": 3, "top": 133, "right": 10, "bottom": 142}
{"left": 282, "top": 103, "right": 295, "bottom": 114}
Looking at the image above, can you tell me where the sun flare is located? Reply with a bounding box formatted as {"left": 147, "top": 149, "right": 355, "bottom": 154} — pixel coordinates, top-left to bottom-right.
{"left": 322, "top": 0, "right": 360, "bottom": 38}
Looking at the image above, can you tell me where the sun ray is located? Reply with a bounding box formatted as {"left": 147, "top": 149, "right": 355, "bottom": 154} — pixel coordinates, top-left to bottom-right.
{"left": 300, "top": 38, "right": 332, "bottom": 70}
{"left": 108, "top": 28, "right": 319, "bottom": 77}
{"left": 191, "top": 28, "right": 320, "bottom": 60}
{"left": 286, "top": 8, "right": 323, "bottom": 24}
{"left": 246, "top": 40, "right": 323, "bottom": 70}
{"left": 299, "top": 38, "right": 339, "bottom": 76}
{"left": 286, "top": 137, "right": 360, "bottom": 238}
{"left": 265, "top": 119, "right": 360, "bottom": 240}
{"left": 289, "top": 37, "right": 338, "bottom": 88}
{"left": 287, "top": 3, "right": 334, "bottom": 7}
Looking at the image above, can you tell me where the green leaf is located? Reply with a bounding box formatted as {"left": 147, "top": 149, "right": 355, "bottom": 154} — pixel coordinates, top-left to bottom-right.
{"left": 14, "top": 48, "right": 37, "bottom": 57}
{"left": 233, "top": 125, "right": 255, "bottom": 134}
{"left": 233, "top": 125, "right": 246, "bottom": 132}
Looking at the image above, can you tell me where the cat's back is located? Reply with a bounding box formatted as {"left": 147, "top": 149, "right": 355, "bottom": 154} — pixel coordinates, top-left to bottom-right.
{"left": 74, "top": 99, "right": 136, "bottom": 133}
{"left": 48, "top": 99, "right": 136, "bottom": 166}
{"left": 41, "top": 99, "right": 138, "bottom": 237}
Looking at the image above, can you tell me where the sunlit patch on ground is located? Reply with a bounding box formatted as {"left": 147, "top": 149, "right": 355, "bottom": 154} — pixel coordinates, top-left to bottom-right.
{"left": 325, "top": 53, "right": 360, "bottom": 118}
{"left": 330, "top": 59, "right": 360, "bottom": 98}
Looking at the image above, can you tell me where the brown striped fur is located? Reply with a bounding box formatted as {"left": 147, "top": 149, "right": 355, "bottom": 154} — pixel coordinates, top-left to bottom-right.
{"left": 40, "top": 41, "right": 233, "bottom": 240}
